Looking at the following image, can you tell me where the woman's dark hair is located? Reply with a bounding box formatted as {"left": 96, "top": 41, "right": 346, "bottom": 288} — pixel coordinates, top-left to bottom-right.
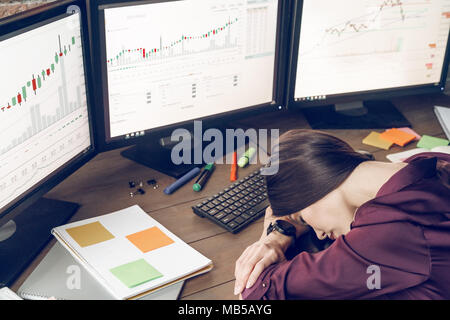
{"left": 266, "top": 129, "right": 372, "bottom": 217}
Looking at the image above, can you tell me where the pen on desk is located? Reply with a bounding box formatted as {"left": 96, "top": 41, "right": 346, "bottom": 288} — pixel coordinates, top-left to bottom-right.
{"left": 193, "top": 164, "right": 215, "bottom": 192}
{"left": 164, "top": 167, "right": 201, "bottom": 195}
{"left": 238, "top": 147, "right": 256, "bottom": 168}
{"left": 230, "top": 151, "right": 237, "bottom": 182}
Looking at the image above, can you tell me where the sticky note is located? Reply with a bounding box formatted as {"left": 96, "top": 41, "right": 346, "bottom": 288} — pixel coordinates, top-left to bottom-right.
{"left": 126, "top": 226, "right": 174, "bottom": 253}
{"left": 397, "top": 127, "right": 421, "bottom": 141}
{"left": 110, "top": 259, "right": 163, "bottom": 288}
{"left": 380, "top": 128, "right": 416, "bottom": 147}
{"left": 417, "top": 135, "right": 449, "bottom": 149}
{"left": 362, "top": 132, "right": 393, "bottom": 150}
{"left": 66, "top": 221, "right": 114, "bottom": 247}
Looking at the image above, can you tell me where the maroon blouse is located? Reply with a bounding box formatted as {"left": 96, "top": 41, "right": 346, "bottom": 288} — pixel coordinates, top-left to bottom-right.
{"left": 241, "top": 152, "right": 450, "bottom": 300}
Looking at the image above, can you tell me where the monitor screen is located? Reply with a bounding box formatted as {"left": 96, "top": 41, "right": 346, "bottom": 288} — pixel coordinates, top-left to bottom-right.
{"left": 0, "top": 12, "right": 93, "bottom": 215}
{"left": 99, "top": 0, "right": 280, "bottom": 141}
{"left": 293, "top": 0, "right": 450, "bottom": 102}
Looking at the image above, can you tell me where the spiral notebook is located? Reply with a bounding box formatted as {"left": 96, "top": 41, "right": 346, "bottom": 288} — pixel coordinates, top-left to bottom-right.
{"left": 17, "top": 241, "right": 184, "bottom": 300}
{"left": 50, "top": 205, "right": 213, "bottom": 300}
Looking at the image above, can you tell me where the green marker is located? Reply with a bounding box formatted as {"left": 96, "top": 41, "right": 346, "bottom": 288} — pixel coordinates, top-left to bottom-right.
{"left": 193, "top": 163, "right": 215, "bottom": 192}
{"left": 238, "top": 147, "right": 256, "bottom": 168}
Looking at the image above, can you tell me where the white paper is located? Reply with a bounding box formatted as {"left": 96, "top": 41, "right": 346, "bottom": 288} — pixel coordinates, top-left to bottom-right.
{"left": 52, "top": 205, "right": 212, "bottom": 300}
{"left": 434, "top": 106, "right": 450, "bottom": 140}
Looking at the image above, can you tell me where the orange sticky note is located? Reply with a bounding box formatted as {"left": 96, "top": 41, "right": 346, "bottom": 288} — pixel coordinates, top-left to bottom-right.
{"left": 126, "top": 226, "right": 174, "bottom": 253}
{"left": 380, "top": 128, "right": 416, "bottom": 147}
{"left": 362, "top": 132, "right": 393, "bottom": 150}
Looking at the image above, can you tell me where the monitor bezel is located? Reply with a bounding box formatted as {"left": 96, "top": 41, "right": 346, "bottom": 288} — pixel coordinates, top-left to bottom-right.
{"left": 0, "top": 0, "right": 97, "bottom": 224}
{"left": 90, "top": 0, "right": 291, "bottom": 152}
{"left": 286, "top": 0, "right": 450, "bottom": 109}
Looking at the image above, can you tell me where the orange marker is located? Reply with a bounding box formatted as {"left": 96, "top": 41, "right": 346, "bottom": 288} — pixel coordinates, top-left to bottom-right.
{"left": 230, "top": 151, "right": 237, "bottom": 182}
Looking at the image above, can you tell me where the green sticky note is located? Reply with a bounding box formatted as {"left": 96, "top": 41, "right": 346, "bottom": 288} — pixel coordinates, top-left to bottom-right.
{"left": 110, "top": 259, "right": 163, "bottom": 288}
{"left": 417, "top": 135, "right": 449, "bottom": 149}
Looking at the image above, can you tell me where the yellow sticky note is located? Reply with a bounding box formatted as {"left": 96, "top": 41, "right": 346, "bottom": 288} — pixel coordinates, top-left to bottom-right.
{"left": 66, "top": 221, "right": 115, "bottom": 247}
{"left": 126, "top": 226, "right": 174, "bottom": 253}
{"left": 362, "top": 132, "right": 393, "bottom": 150}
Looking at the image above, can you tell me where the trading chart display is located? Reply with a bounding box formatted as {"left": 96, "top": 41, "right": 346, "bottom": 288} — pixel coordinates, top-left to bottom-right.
{"left": 294, "top": 0, "right": 450, "bottom": 100}
{"left": 0, "top": 13, "right": 91, "bottom": 211}
{"left": 103, "top": 0, "right": 279, "bottom": 139}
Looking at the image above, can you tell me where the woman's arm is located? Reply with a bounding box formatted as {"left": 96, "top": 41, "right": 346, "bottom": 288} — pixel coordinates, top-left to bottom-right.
{"left": 234, "top": 207, "right": 309, "bottom": 296}
{"left": 240, "top": 221, "right": 430, "bottom": 300}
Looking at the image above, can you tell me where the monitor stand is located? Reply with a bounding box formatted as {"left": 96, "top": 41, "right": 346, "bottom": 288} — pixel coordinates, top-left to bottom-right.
{"left": 301, "top": 100, "right": 411, "bottom": 129}
{"left": 121, "top": 136, "right": 201, "bottom": 179}
{"left": 0, "top": 197, "right": 79, "bottom": 287}
{"left": 121, "top": 125, "right": 237, "bottom": 179}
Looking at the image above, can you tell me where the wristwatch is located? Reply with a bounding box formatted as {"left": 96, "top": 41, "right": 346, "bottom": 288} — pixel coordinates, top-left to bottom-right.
{"left": 266, "top": 220, "right": 296, "bottom": 245}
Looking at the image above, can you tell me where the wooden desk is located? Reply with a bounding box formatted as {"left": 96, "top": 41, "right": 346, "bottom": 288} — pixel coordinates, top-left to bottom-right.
{"left": 10, "top": 93, "right": 450, "bottom": 300}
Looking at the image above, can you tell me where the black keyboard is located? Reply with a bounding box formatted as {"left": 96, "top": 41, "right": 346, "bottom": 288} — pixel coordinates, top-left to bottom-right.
{"left": 192, "top": 169, "right": 269, "bottom": 233}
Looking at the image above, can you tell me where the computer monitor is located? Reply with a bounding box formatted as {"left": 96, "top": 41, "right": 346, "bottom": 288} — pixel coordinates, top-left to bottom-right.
{"left": 0, "top": 0, "right": 96, "bottom": 286}
{"left": 91, "top": 0, "right": 288, "bottom": 177}
{"left": 287, "top": 0, "right": 450, "bottom": 129}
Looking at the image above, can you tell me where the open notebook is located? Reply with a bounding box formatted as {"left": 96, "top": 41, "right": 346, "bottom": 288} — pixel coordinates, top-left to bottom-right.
{"left": 17, "top": 241, "right": 184, "bottom": 300}
{"left": 434, "top": 106, "right": 450, "bottom": 140}
{"left": 386, "top": 145, "right": 450, "bottom": 163}
{"left": 51, "top": 205, "right": 213, "bottom": 300}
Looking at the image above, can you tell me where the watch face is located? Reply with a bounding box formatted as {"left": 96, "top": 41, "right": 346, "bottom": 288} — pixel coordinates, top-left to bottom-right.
{"left": 276, "top": 220, "right": 296, "bottom": 236}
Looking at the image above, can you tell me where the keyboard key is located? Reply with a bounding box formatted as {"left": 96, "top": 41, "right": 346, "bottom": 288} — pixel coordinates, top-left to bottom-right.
{"left": 232, "top": 209, "right": 242, "bottom": 216}
{"left": 241, "top": 213, "right": 250, "bottom": 220}
{"left": 215, "top": 212, "right": 226, "bottom": 220}
{"left": 248, "top": 210, "right": 257, "bottom": 216}
{"left": 234, "top": 217, "right": 245, "bottom": 225}
{"left": 227, "top": 221, "right": 239, "bottom": 229}
{"left": 208, "top": 209, "right": 218, "bottom": 216}
{"left": 221, "top": 214, "right": 236, "bottom": 224}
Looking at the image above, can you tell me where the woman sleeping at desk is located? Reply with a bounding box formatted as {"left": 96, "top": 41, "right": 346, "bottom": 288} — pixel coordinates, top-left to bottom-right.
{"left": 234, "top": 129, "right": 450, "bottom": 300}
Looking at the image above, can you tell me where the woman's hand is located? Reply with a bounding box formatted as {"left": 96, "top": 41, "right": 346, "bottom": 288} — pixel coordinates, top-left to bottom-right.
{"left": 234, "top": 206, "right": 310, "bottom": 297}
{"left": 234, "top": 231, "right": 292, "bottom": 296}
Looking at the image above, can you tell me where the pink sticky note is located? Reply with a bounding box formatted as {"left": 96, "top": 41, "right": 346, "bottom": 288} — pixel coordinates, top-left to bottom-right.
{"left": 397, "top": 127, "right": 421, "bottom": 141}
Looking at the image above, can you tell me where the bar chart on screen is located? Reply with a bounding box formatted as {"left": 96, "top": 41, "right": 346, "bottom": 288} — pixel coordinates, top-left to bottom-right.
{"left": 295, "top": 0, "right": 450, "bottom": 98}
{"left": 0, "top": 14, "right": 91, "bottom": 210}
{"left": 103, "top": 0, "right": 279, "bottom": 138}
